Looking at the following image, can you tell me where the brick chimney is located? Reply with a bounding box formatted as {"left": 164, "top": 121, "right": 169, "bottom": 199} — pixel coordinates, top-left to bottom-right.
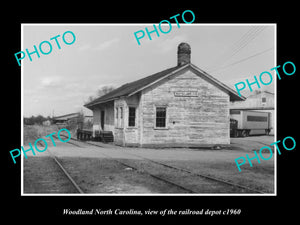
{"left": 177, "top": 42, "right": 191, "bottom": 66}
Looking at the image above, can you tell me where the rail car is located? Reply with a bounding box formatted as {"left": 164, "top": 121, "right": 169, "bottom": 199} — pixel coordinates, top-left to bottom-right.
{"left": 230, "top": 110, "right": 271, "bottom": 137}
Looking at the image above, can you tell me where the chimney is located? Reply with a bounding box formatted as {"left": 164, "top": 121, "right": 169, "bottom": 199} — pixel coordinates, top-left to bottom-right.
{"left": 177, "top": 42, "right": 191, "bottom": 66}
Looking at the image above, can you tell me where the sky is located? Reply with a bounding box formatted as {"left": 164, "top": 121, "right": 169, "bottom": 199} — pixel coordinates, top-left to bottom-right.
{"left": 22, "top": 24, "right": 275, "bottom": 117}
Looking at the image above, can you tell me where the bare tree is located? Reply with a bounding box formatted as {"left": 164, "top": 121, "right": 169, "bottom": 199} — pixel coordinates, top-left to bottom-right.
{"left": 85, "top": 85, "right": 115, "bottom": 103}
{"left": 96, "top": 85, "right": 115, "bottom": 97}
{"left": 87, "top": 95, "right": 95, "bottom": 103}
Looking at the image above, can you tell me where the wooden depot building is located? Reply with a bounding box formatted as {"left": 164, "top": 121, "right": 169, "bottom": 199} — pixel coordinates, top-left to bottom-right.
{"left": 84, "top": 43, "right": 245, "bottom": 147}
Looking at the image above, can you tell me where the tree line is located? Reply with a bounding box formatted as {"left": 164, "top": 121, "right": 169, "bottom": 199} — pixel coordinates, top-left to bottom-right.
{"left": 25, "top": 86, "right": 115, "bottom": 126}
{"left": 24, "top": 115, "right": 51, "bottom": 125}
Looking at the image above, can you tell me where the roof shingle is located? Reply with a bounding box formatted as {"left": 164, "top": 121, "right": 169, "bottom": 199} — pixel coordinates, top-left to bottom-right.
{"left": 84, "top": 63, "right": 245, "bottom": 109}
{"left": 84, "top": 65, "right": 181, "bottom": 108}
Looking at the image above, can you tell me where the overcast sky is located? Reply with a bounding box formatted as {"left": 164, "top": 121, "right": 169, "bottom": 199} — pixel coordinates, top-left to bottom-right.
{"left": 22, "top": 24, "right": 275, "bottom": 117}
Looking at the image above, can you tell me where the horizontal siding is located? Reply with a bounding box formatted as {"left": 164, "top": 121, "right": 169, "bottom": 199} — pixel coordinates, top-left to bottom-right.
{"left": 114, "top": 96, "right": 141, "bottom": 146}
{"left": 141, "top": 69, "right": 230, "bottom": 146}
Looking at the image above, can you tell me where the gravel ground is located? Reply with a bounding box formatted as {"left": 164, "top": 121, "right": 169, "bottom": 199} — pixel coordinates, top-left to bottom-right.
{"left": 23, "top": 135, "right": 275, "bottom": 194}
{"left": 23, "top": 156, "right": 79, "bottom": 193}
{"left": 24, "top": 156, "right": 192, "bottom": 194}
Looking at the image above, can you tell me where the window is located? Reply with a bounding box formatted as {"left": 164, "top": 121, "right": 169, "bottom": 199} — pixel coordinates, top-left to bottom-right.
{"left": 116, "top": 106, "right": 123, "bottom": 128}
{"left": 262, "top": 97, "right": 266, "bottom": 103}
{"left": 247, "top": 116, "right": 268, "bottom": 122}
{"left": 128, "top": 107, "right": 136, "bottom": 127}
{"left": 120, "top": 107, "right": 123, "bottom": 119}
{"left": 156, "top": 107, "right": 166, "bottom": 127}
{"left": 119, "top": 107, "right": 123, "bottom": 128}
{"left": 230, "top": 109, "right": 241, "bottom": 114}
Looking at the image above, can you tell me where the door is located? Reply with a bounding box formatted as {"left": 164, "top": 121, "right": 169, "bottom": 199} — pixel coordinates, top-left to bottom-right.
{"left": 101, "top": 110, "right": 105, "bottom": 130}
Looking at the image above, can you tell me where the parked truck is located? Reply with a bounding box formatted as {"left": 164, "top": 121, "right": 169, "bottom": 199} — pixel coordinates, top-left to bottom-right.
{"left": 230, "top": 109, "right": 271, "bottom": 137}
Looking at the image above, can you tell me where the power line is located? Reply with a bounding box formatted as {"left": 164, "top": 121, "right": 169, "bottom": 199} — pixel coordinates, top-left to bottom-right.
{"left": 206, "top": 26, "right": 267, "bottom": 72}
{"left": 208, "top": 46, "right": 274, "bottom": 73}
{"left": 205, "top": 26, "right": 258, "bottom": 70}
{"left": 224, "top": 26, "right": 266, "bottom": 62}
{"left": 220, "top": 27, "right": 259, "bottom": 60}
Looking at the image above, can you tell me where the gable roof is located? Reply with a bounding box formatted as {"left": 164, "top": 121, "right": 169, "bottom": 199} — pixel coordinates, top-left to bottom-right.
{"left": 84, "top": 63, "right": 245, "bottom": 109}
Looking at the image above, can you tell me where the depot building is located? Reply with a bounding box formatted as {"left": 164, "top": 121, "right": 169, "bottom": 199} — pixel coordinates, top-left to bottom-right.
{"left": 84, "top": 43, "right": 245, "bottom": 147}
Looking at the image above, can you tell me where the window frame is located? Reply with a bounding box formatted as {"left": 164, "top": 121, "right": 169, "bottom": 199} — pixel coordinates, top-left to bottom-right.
{"left": 120, "top": 107, "right": 123, "bottom": 119}
{"left": 154, "top": 106, "right": 168, "bottom": 129}
{"left": 119, "top": 106, "right": 123, "bottom": 128}
{"left": 128, "top": 106, "right": 136, "bottom": 128}
{"left": 116, "top": 106, "right": 124, "bottom": 129}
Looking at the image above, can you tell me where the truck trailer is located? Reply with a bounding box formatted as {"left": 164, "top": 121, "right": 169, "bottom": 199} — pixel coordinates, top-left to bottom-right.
{"left": 230, "top": 109, "right": 271, "bottom": 137}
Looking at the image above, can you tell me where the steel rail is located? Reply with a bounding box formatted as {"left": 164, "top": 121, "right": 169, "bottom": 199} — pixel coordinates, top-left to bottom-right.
{"left": 125, "top": 152, "right": 265, "bottom": 194}
{"left": 62, "top": 136, "right": 268, "bottom": 194}
{"left": 50, "top": 152, "right": 84, "bottom": 194}
{"left": 37, "top": 140, "right": 84, "bottom": 194}
{"left": 64, "top": 138, "right": 196, "bottom": 193}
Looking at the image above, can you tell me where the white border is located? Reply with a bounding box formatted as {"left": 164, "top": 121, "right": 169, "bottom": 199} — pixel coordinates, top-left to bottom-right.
{"left": 21, "top": 24, "right": 24, "bottom": 195}
{"left": 21, "top": 23, "right": 277, "bottom": 196}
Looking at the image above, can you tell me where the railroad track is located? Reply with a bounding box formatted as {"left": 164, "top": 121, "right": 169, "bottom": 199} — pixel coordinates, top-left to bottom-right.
{"left": 60, "top": 136, "right": 266, "bottom": 194}
{"left": 37, "top": 139, "right": 84, "bottom": 194}
{"left": 118, "top": 151, "right": 265, "bottom": 193}
{"left": 49, "top": 152, "right": 84, "bottom": 193}
{"left": 60, "top": 137, "right": 196, "bottom": 193}
{"left": 49, "top": 136, "right": 195, "bottom": 193}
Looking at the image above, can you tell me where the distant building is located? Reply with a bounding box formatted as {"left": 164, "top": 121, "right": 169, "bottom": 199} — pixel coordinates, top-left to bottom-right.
{"left": 42, "top": 120, "right": 51, "bottom": 126}
{"left": 230, "top": 91, "right": 275, "bottom": 134}
{"left": 84, "top": 43, "right": 245, "bottom": 147}
{"left": 230, "top": 90, "right": 274, "bottom": 109}
{"left": 52, "top": 112, "right": 80, "bottom": 124}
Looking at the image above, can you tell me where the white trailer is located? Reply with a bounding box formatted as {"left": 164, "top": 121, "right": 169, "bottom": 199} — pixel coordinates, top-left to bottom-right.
{"left": 230, "top": 110, "right": 271, "bottom": 137}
